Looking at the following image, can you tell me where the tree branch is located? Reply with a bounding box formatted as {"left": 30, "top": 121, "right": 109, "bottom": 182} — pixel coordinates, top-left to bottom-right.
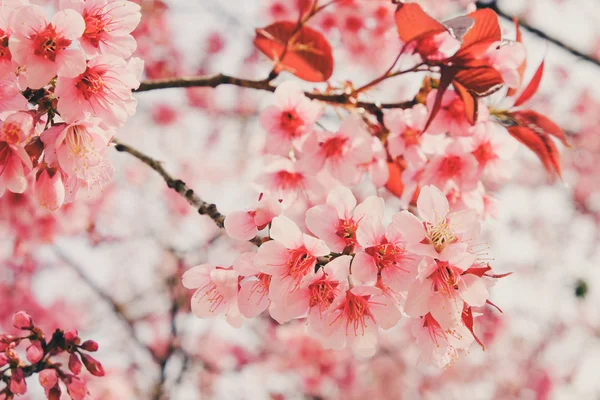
{"left": 476, "top": 0, "right": 600, "bottom": 67}
{"left": 112, "top": 139, "right": 263, "bottom": 247}
{"left": 134, "top": 73, "right": 414, "bottom": 113}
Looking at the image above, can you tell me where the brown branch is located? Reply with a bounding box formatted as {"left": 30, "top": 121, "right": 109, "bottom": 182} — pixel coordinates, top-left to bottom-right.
{"left": 112, "top": 139, "right": 263, "bottom": 247}
{"left": 476, "top": 0, "right": 600, "bottom": 67}
{"left": 134, "top": 73, "right": 414, "bottom": 113}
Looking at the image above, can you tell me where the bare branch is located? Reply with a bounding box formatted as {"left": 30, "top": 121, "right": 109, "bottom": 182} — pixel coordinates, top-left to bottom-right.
{"left": 112, "top": 139, "right": 263, "bottom": 247}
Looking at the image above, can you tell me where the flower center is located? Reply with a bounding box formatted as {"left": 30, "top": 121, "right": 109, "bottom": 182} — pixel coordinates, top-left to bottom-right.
{"left": 0, "top": 29, "right": 11, "bottom": 61}
{"left": 365, "top": 241, "right": 406, "bottom": 272}
{"left": 76, "top": 67, "right": 106, "bottom": 100}
{"left": 32, "top": 24, "right": 72, "bottom": 62}
{"left": 423, "top": 313, "right": 446, "bottom": 345}
{"left": 285, "top": 247, "right": 316, "bottom": 289}
{"left": 320, "top": 136, "right": 348, "bottom": 159}
{"left": 249, "top": 273, "right": 271, "bottom": 303}
{"left": 274, "top": 170, "right": 304, "bottom": 190}
{"left": 438, "top": 155, "right": 463, "bottom": 178}
{"left": 1, "top": 123, "right": 22, "bottom": 145}
{"left": 83, "top": 9, "right": 108, "bottom": 47}
{"left": 428, "top": 260, "right": 462, "bottom": 297}
{"left": 472, "top": 141, "right": 495, "bottom": 165}
{"left": 279, "top": 110, "right": 304, "bottom": 137}
{"left": 448, "top": 98, "right": 465, "bottom": 119}
{"left": 402, "top": 128, "right": 421, "bottom": 146}
{"left": 308, "top": 276, "right": 340, "bottom": 313}
{"left": 332, "top": 291, "right": 376, "bottom": 336}
{"left": 425, "top": 220, "right": 456, "bottom": 252}
{"left": 195, "top": 281, "right": 225, "bottom": 313}
{"left": 335, "top": 218, "right": 358, "bottom": 251}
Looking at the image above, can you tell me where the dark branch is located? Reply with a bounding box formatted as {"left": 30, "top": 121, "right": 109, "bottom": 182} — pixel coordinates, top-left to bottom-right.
{"left": 476, "top": 0, "right": 600, "bottom": 67}
{"left": 112, "top": 139, "right": 263, "bottom": 246}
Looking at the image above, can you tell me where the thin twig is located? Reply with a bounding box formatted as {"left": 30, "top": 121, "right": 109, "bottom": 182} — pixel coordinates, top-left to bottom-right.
{"left": 112, "top": 139, "right": 263, "bottom": 246}
{"left": 476, "top": 0, "right": 600, "bottom": 67}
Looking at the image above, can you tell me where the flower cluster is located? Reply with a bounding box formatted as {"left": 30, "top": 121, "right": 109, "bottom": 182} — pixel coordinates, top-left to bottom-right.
{"left": 0, "top": 0, "right": 142, "bottom": 210}
{"left": 0, "top": 311, "right": 104, "bottom": 399}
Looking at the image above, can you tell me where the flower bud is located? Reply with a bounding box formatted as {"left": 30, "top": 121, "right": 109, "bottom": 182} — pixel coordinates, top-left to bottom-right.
{"left": 47, "top": 385, "right": 62, "bottom": 400}
{"left": 39, "top": 369, "right": 58, "bottom": 390}
{"left": 35, "top": 168, "right": 65, "bottom": 211}
{"left": 9, "top": 368, "right": 27, "bottom": 395}
{"left": 80, "top": 353, "right": 105, "bottom": 377}
{"left": 26, "top": 341, "right": 44, "bottom": 363}
{"left": 12, "top": 311, "right": 33, "bottom": 330}
{"left": 69, "top": 353, "right": 82, "bottom": 375}
{"left": 80, "top": 340, "right": 99, "bottom": 352}
{"left": 64, "top": 329, "right": 79, "bottom": 343}
{"left": 65, "top": 376, "right": 89, "bottom": 400}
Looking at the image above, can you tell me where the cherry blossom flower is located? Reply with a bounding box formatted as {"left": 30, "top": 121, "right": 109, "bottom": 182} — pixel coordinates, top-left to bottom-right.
{"left": 305, "top": 186, "right": 384, "bottom": 253}
{"left": 426, "top": 90, "right": 486, "bottom": 136}
{"left": 403, "top": 185, "right": 480, "bottom": 259}
{"left": 9, "top": 5, "right": 86, "bottom": 89}
{"left": 351, "top": 214, "right": 420, "bottom": 292}
{"left": 40, "top": 119, "right": 113, "bottom": 190}
{"left": 254, "top": 216, "right": 330, "bottom": 303}
{"left": 224, "top": 192, "right": 282, "bottom": 241}
{"left": 299, "top": 115, "right": 372, "bottom": 185}
{"left": 310, "top": 285, "right": 401, "bottom": 357}
{"left": 59, "top": 0, "right": 142, "bottom": 58}
{"left": 421, "top": 140, "right": 480, "bottom": 193}
{"left": 259, "top": 81, "right": 322, "bottom": 155}
{"left": 182, "top": 264, "right": 243, "bottom": 328}
{"left": 385, "top": 104, "right": 429, "bottom": 158}
{"left": 55, "top": 54, "right": 142, "bottom": 127}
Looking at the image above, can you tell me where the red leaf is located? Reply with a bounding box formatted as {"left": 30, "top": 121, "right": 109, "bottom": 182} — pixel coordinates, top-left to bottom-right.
{"left": 454, "top": 65, "right": 504, "bottom": 96}
{"left": 385, "top": 161, "right": 404, "bottom": 197}
{"left": 423, "top": 67, "right": 456, "bottom": 131}
{"left": 486, "top": 299, "right": 503, "bottom": 313}
{"left": 513, "top": 110, "right": 569, "bottom": 147}
{"left": 462, "top": 306, "right": 485, "bottom": 350}
{"left": 456, "top": 9, "right": 501, "bottom": 59}
{"left": 394, "top": 3, "right": 445, "bottom": 43}
{"left": 254, "top": 21, "right": 334, "bottom": 82}
{"left": 507, "top": 18, "right": 526, "bottom": 97}
{"left": 513, "top": 60, "right": 544, "bottom": 107}
{"left": 454, "top": 80, "right": 478, "bottom": 124}
{"left": 464, "top": 265, "right": 492, "bottom": 277}
{"left": 508, "top": 126, "right": 562, "bottom": 177}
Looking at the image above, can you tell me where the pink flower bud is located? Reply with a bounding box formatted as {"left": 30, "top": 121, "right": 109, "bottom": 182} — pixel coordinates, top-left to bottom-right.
{"left": 80, "top": 340, "right": 99, "bottom": 352}
{"left": 65, "top": 376, "right": 89, "bottom": 400}
{"left": 26, "top": 341, "right": 44, "bottom": 363}
{"left": 9, "top": 368, "right": 27, "bottom": 395}
{"left": 35, "top": 168, "right": 65, "bottom": 211}
{"left": 47, "top": 385, "right": 62, "bottom": 400}
{"left": 12, "top": 311, "right": 33, "bottom": 330}
{"left": 0, "top": 353, "right": 8, "bottom": 367}
{"left": 38, "top": 369, "right": 58, "bottom": 390}
{"left": 80, "top": 353, "right": 105, "bottom": 377}
{"left": 64, "top": 329, "right": 79, "bottom": 343}
{"left": 69, "top": 353, "right": 82, "bottom": 375}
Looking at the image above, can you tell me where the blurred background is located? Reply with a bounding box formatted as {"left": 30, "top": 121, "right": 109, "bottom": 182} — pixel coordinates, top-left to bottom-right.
{"left": 2, "top": 0, "right": 600, "bottom": 398}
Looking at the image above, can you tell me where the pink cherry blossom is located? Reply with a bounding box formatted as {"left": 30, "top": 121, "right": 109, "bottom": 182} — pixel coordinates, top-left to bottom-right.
{"left": 421, "top": 140, "right": 480, "bottom": 193}
{"left": 55, "top": 54, "right": 142, "bottom": 127}
{"left": 384, "top": 104, "right": 429, "bottom": 158}
{"left": 259, "top": 81, "right": 322, "bottom": 155}
{"left": 404, "top": 185, "right": 480, "bottom": 259}
{"left": 59, "top": 0, "right": 142, "bottom": 58}
{"left": 182, "top": 264, "right": 243, "bottom": 328}
{"left": 299, "top": 115, "right": 372, "bottom": 185}
{"left": 224, "top": 192, "right": 282, "bottom": 241}
{"left": 9, "top": 5, "right": 86, "bottom": 89}
{"left": 305, "top": 186, "right": 384, "bottom": 253}
{"left": 254, "top": 216, "right": 330, "bottom": 303}
{"left": 310, "top": 285, "right": 401, "bottom": 357}
{"left": 254, "top": 156, "right": 324, "bottom": 206}
{"left": 351, "top": 215, "right": 419, "bottom": 292}
{"left": 412, "top": 313, "right": 474, "bottom": 367}
{"left": 233, "top": 252, "right": 272, "bottom": 318}
{"left": 40, "top": 119, "right": 113, "bottom": 189}
{"left": 0, "top": 111, "right": 35, "bottom": 144}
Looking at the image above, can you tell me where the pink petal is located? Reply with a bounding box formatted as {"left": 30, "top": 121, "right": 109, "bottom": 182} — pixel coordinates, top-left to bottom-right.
{"left": 369, "top": 294, "right": 401, "bottom": 330}
{"left": 353, "top": 196, "right": 385, "bottom": 220}
{"left": 224, "top": 211, "right": 258, "bottom": 241}
{"left": 404, "top": 279, "right": 431, "bottom": 317}
{"left": 56, "top": 49, "right": 86, "bottom": 78}
{"left": 302, "top": 234, "right": 330, "bottom": 257}
{"left": 429, "top": 293, "right": 463, "bottom": 330}
{"left": 326, "top": 186, "right": 356, "bottom": 220}
{"left": 232, "top": 252, "right": 259, "bottom": 276}
{"left": 52, "top": 9, "right": 85, "bottom": 40}
{"left": 269, "top": 216, "right": 303, "bottom": 249}
{"left": 254, "top": 240, "right": 289, "bottom": 274}
{"left": 459, "top": 275, "right": 489, "bottom": 307}
{"left": 391, "top": 210, "right": 426, "bottom": 244}
{"left": 417, "top": 185, "right": 449, "bottom": 224}
{"left": 356, "top": 215, "right": 385, "bottom": 247}
{"left": 350, "top": 252, "right": 377, "bottom": 285}
{"left": 181, "top": 264, "right": 212, "bottom": 289}
{"left": 238, "top": 279, "right": 270, "bottom": 318}
{"left": 323, "top": 255, "right": 351, "bottom": 282}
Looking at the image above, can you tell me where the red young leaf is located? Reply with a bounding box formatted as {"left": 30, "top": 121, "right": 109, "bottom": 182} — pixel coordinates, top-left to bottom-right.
{"left": 254, "top": 21, "right": 334, "bottom": 82}
{"left": 513, "top": 110, "right": 569, "bottom": 147}
{"left": 385, "top": 161, "right": 404, "bottom": 197}
{"left": 454, "top": 65, "right": 504, "bottom": 96}
{"left": 453, "top": 80, "right": 478, "bottom": 125}
{"left": 486, "top": 299, "right": 503, "bottom": 313}
{"left": 394, "top": 3, "right": 445, "bottom": 43}
{"left": 507, "top": 18, "right": 526, "bottom": 97}
{"left": 455, "top": 9, "right": 501, "bottom": 59}
{"left": 464, "top": 265, "right": 492, "bottom": 277}
{"left": 462, "top": 306, "right": 485, "bottom": 350}
{"left": 513, "top": 60, "right": 545, "bottom": 107}
{"left": 508, "top": 126, "right": 562, "bottom": 177}
{"left": 423, "top": 67, "right": 456, "bottom": 131}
